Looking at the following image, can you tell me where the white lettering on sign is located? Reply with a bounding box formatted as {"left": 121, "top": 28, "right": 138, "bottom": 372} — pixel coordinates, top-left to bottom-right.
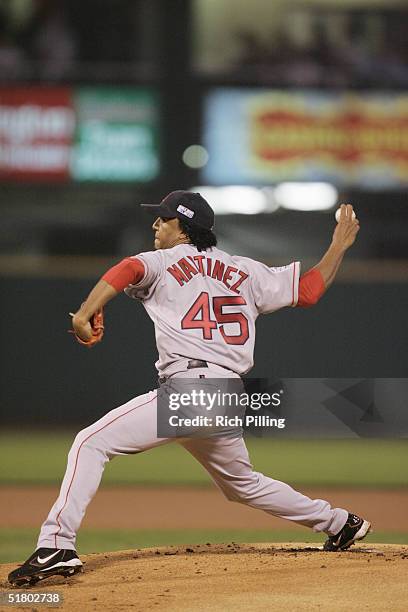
{"left": 0, "top": 105, "right": 75, "bottom": 142}
{"left": 0, "top": 145, "right": 70, "bottom": 170}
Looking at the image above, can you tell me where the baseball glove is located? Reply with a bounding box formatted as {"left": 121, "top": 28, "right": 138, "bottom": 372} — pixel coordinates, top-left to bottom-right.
{"left": 70, "top": 309, "right": 104, "bottom": 348}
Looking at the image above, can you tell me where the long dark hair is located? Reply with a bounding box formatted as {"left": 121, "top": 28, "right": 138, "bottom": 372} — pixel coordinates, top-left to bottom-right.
{"left": 178, "top": 219, "right": 217, "bottom": 252}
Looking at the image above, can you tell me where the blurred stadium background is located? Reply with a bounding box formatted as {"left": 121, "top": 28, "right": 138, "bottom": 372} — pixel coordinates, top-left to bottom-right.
{"left": 0, "top": 0, "right": 407, "bottom": 562}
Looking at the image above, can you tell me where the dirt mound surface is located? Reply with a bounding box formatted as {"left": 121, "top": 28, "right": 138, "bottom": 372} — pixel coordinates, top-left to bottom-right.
{"left": 1, "top": 543, "right": 407, "bottom": 611}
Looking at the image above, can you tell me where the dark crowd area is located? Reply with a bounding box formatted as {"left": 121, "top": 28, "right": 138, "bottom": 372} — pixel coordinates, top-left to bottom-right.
{"left": 0, "top": 0, "right": 407, "bottom": 87}
{"left": 0, "top": 0, "right": 153, "bottom": 81}
{"left": 231, "top": 8, "right": 408, "bottom": 88}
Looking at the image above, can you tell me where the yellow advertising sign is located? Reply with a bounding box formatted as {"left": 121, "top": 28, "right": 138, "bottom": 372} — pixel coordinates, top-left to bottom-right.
{"left": 203, "top": 90, "right": 408, "bottom": 187}
{"left": 250, "top": 94, "right": 408, "bottom": 183}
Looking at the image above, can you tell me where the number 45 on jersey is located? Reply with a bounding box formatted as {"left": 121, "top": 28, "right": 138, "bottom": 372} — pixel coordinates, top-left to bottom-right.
{"left": 181, "top": 291, "right": 249, "bottom": 345}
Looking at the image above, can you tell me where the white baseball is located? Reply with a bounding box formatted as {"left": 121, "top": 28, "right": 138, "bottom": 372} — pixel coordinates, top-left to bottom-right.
{"left": 335, "top": 207, "right": 356, "bottom": 223}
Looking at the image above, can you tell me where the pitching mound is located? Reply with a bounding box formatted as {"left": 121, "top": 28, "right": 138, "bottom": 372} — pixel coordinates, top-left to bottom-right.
{"left": 1, "top": 543, "right": 407, "bottom": 611}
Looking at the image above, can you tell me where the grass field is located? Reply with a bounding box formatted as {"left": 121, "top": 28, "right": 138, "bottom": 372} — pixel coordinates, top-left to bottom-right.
{"left": 1, "top": 528, "right": 407, "bottom": 564}
{"left": 1, "top": 432, "right": 407, "bottom": 488}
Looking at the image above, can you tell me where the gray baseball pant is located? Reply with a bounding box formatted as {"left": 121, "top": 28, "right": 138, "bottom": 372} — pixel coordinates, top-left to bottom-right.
{"left": 38, "top": 368, "right": 348, "bottom": 550}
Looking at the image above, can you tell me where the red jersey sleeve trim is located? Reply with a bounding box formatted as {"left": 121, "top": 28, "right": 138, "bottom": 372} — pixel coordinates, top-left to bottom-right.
{"left": 297, "top": 268, "right": 326, "bottom": 307}
{"left": 102, "top": 257, "right": 145, "bottom": 292}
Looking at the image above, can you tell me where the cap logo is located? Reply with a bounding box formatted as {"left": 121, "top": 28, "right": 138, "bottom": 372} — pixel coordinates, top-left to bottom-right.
{"left": 177, "top": 204, "right": 194, "bottom": 219}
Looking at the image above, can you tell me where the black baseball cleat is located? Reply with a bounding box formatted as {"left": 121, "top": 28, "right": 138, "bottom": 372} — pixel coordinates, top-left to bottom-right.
{"left": 323, "top": 513, "right": 372, "bottom": 551}
{"left": 8, "top": 548, "right": 83, "bottom": 587}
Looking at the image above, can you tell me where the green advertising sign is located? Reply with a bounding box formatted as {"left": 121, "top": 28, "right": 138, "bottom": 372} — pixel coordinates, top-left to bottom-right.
{"left": 71, "top": 88, "right": 159, "bottom": 182}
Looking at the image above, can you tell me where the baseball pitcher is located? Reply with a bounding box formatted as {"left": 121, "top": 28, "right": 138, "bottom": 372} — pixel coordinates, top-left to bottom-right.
{"left": 8, "top": 191, "right": 371, "bottom": 587}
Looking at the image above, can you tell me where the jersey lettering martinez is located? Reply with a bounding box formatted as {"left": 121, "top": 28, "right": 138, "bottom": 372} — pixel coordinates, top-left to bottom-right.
{"left": 125, "top": 244, "right": 300, "bottom": 376}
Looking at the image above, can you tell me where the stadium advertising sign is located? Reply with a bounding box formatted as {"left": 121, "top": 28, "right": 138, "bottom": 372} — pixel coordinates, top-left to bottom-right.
{"left": 0, "top": 87, "right": 159, "bottom": 182}
{"left": 0, "top": 87, "right": 74, "bottom": 181}
{"left": 203, "top": 90, "right": 408, "bottom": 188}
{"left": 71, "top": 88, "right": 159, "bottom": 182}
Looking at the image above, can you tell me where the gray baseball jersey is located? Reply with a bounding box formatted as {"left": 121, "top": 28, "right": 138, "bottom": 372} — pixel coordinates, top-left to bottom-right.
{"left": 125, "top": 244, "right": 300, "bottom": 376}
{"left": 37, "top": 244, "right": 350, "bottom": 555}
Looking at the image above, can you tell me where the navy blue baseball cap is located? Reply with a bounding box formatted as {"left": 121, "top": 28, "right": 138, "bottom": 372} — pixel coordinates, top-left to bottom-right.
{"left": 141, "top": 190, "right": 214, "bottom": 230}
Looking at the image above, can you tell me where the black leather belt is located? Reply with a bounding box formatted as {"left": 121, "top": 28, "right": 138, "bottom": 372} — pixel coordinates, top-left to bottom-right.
{"left": 187, "top": 359, "right": 208, "bottom": 369}
{"left": 159, "top": 360, "right": 208, "bottom": 384}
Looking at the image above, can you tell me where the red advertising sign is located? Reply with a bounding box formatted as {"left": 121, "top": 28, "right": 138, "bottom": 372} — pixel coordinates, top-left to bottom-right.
{"left": 0, "top": 87, "right": 75, "bottom": 181}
